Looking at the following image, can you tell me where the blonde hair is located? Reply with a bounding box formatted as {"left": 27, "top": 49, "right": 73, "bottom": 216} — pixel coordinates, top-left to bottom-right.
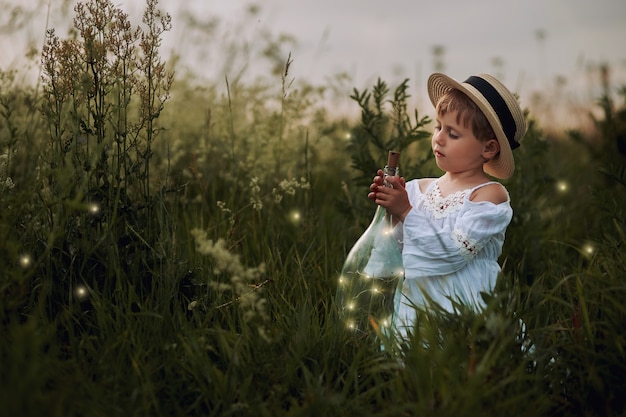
{"left": 436, "top": 89, "right": 495, "bottom": 142}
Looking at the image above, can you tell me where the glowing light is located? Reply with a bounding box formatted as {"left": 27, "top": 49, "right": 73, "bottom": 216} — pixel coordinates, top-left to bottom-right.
{"left": 338, "top": 276, "right": 345, "bottom": 285}
{"left": 347, "top": 302, "right": 356, "bottom": 310}
{"left": 582, "top": 243, "right": 594, "bottom": 256}
{"left": 88, "top": 202, "right": 100, "bottom": 215}
{"left": 345, "top": 132, "right": 351, "bottom": 140}
{"left": 288, "top": 209, "right": 302, "bottom": 225}
{"left": 19, "top": 254, "right": 32, "bottom": 268}
{"left": 347, "top": 321, "right": 355, "bottom": 330}
{"left": 556, "top": 180, "right": 569, "bottom": 193}
{"left": 74, "top": 284, "right": 89, "bottom": 301}
{"left": 371, "top": 287, "right": 380, "bottom": 294}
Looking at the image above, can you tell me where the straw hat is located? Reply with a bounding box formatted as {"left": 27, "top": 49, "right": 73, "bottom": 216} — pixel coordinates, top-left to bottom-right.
{"left": 427, "top": 73, "right": 526, "bottom": 179}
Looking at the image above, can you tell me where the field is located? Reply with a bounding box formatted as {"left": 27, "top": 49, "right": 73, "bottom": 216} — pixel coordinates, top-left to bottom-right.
{"left": 1, "top": 1, "right": 625, "bottom": 416}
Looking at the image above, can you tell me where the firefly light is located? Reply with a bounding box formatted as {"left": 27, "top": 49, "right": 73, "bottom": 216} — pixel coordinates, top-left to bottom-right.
{"left": 74, "top": 284, "right": 89, "bottom": 302}
{"left": 582, "top": 243, "right": 594, "bottom": 255}
{"left": 19, "top": 254, "right": 32, "bottom": 268}
{"left": 88, "top": 202, "right": 100, "bottom": 215}
{"left": 288, "top": 209, "right": 302, "bottom": 225}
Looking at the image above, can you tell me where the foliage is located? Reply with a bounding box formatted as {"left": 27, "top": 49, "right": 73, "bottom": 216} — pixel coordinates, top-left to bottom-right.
{"left": 1, "top": 1, "right": 625, "bottom": 416}
{"left": 348, "top": 78, "right": 433, "bottom": 187}
{"left": 341, "top": 78, "right": 434, "bottom": 230}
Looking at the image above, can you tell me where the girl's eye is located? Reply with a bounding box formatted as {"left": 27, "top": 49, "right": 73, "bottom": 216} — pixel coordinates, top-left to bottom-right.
{"left": 447, "top": 128, "right": 459, "bottom": 139}
{"left": 434, "top": 124, "right": 441, "bottom": 131}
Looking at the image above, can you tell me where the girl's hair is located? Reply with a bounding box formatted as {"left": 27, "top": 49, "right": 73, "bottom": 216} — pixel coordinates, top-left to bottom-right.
{"left": 436, "top": 89, "right": 495, "bottom": 141}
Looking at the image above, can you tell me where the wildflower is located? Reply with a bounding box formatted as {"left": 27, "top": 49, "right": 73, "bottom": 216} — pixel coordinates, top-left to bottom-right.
{"left": 272, "top": 177, "right": 310, "bottom": 203}
{"left": 250, "top": 196, "right": 263, "bottom": 211}
{"left": 191, "top": 228, "right": 270, "bottom": 341}
{"left": 217, "top": 200, "right": 231, "bottom": 215}
{"left": 2, "top": 177, "right": 14, "bottom": 190}
{"left": 0, "top": 153, "right": 14, "bottom": 191}
{"left": 249, "top": 176, "right": 261, "bottom": 194}
{"left": 249, "top": 177, "right": 263, "bottom": 211}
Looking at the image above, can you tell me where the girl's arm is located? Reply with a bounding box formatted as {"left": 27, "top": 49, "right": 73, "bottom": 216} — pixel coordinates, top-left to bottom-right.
{"left": 401, "top": 200, "right": 512, "bottom": 277}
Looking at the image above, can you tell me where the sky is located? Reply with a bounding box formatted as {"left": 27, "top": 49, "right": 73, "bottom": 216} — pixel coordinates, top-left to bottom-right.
{"left": 2, "top": 0, "right": 626, "bottom": 120}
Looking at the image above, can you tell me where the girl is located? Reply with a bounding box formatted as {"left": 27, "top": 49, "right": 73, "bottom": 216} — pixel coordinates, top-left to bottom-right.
{"left": 368, "top": 73, "right": 527, "bottom": 339}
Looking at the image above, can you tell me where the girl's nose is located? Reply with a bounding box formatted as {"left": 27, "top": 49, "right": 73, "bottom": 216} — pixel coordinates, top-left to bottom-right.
{"left": 433, "top": 130, "right": 443, "bottom": 146}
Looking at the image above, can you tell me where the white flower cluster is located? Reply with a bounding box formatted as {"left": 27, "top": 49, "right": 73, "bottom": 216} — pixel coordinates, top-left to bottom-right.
{"left": 216, "top": 200, "right": 231, "bottom": 215}
{"left": 249, "top": 176, "right": 263, "bottom": 211}
{"left": 191, "top": 228, "right": 270, "bottom": 341}
{"left": 0, "top": 153, "right": 14, "bottom": 191}
{"left": 272, "top": 177, "right": 310, "bottom": 203}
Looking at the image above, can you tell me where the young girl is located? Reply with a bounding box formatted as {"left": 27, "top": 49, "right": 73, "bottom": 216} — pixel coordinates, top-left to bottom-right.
{"left": 368, "top": 73, "right": 527, "bottom": 339}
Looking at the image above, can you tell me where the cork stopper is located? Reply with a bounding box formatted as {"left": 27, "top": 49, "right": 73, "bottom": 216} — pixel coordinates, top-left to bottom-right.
{"left": 387, "top": 151, "right": 400, "bottom": 169}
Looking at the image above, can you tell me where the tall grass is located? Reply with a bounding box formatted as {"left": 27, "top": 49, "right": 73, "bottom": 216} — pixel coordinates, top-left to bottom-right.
{"left": 1, "top": 1, "right": 625, "bottom": 416}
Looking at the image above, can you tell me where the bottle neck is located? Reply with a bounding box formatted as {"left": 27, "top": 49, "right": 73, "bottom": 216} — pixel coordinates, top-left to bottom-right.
{"left": 383, "top": 165, "right": 399, "bottom": 187}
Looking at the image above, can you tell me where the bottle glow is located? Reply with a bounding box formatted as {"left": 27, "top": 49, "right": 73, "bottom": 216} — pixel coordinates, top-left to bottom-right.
{"left": 336, "top": 151, "right": 404, "bottom": 335}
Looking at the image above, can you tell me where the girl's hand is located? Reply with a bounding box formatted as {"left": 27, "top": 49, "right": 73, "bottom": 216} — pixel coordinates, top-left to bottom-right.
{"left": 372, "top": 175, "right": 412, "bottom": 221}
{"left": 367, "top": 169, "right": 385, "bottom": 202}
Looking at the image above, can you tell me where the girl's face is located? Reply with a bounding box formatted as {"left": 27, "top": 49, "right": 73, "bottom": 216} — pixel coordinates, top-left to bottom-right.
{"left": 432, "top": 110, "right": 493, "bottom": 175}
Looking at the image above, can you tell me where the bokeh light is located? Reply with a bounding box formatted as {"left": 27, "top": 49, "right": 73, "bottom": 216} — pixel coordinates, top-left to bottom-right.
{"left": 582, "top": 242, "right": 595, "bottom": 257}
{"left": 556, "top": 180, "right": 569, "bottom": 193}
{"left": 74, "top": 284, "right": 90, "bottom": 302}
{"left": 19, "top": 254, "right": 32, "bottom": 268}
{"left": 288, "top": 209, "right": 301, "bottom": 225}
{"left": 88, "top": 202, "right": 100, "bottom": 215}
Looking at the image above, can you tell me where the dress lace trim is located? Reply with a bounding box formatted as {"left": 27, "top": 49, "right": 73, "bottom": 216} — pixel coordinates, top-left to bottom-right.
{"left": 452, "top": 228, "right": 482, "bottom": 260}
{"left": 423, "top": 181, "right": 466, "bottom": 219}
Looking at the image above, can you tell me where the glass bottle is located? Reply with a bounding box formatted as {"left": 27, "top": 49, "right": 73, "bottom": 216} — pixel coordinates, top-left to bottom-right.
{"left": 336, "top": 151, "right": 404, "bottom": 336}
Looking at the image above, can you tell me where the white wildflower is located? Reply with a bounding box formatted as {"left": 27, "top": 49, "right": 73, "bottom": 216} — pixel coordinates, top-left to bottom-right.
{"left": 249, "top": 177, "right": 263, "bottom": 211}
{"left": 217, "top": 200, "right": 231, "bottom": 215}
{"left": 250, "top": 196, "right": 263, "bottom": 211}
{"left": 190, "top": 229, "right": 269, "bottom": 338}
{"left": 0, "top": 153, "right": 14, "bottom": 191}
{"left": 272, "top": 177, "right": 310, "bottom": 203}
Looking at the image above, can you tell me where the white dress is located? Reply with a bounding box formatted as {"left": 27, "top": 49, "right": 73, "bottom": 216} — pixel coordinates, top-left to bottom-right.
{"left": 392, "top": 178, "right": 513, "bottom": 338}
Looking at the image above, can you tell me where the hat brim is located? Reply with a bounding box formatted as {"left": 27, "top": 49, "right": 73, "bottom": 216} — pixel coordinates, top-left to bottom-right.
{"left": 427, "top": 73, "right": 514, "bottom": 179}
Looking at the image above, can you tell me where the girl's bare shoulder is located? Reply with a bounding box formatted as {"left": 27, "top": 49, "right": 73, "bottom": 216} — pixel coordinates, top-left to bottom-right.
{"left": 470, "top": 182, "right": 509, "bottom": 204}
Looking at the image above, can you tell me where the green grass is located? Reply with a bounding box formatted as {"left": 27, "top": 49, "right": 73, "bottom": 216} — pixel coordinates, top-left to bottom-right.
{"left": 1, "top": 1, "right": 626, "bottom": 416}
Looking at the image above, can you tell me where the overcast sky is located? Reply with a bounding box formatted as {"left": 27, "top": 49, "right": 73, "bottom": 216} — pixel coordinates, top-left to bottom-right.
{"left": 2, "top": 0, "right": 625, "bottom": 116}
